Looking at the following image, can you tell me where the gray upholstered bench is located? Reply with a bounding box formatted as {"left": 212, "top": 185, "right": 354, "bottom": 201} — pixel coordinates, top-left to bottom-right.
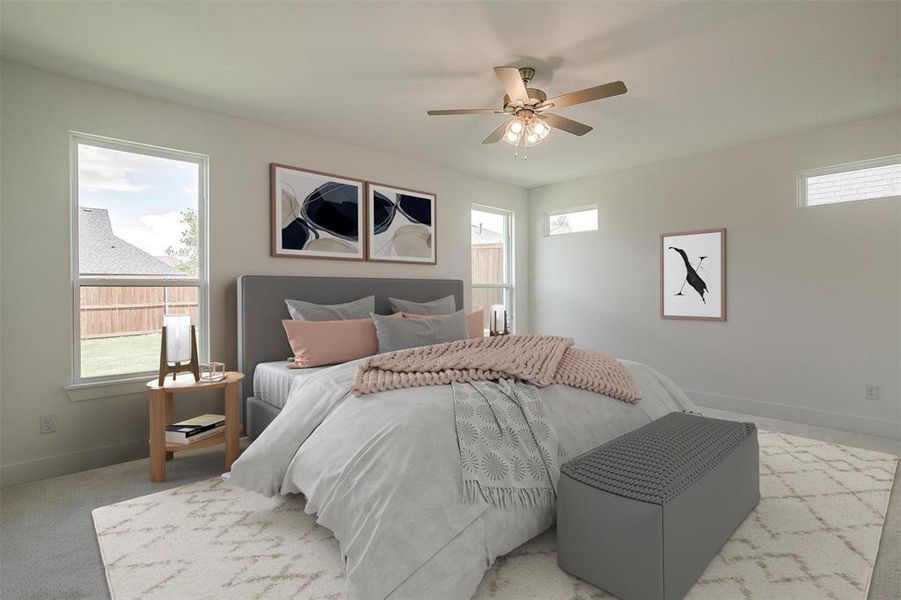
{"left": 557, "top": 411, "right": 759, "bottom": 600}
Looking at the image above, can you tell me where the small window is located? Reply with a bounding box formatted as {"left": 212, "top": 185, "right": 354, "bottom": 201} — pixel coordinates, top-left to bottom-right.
{"left": 545, "top": 206, "right": 598, "bottom": 235}
{"left": 799, "top": 155, "right": 901, "bottom": 207}
{"left": 471, "top": 206, "right": 513, "bottom": 334}
{"left": 71, "top": 133, "right": 208, "bottom": 382}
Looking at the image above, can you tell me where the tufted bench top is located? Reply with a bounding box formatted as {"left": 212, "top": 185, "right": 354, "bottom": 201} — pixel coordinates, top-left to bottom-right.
{"left": 560, "top": 411, "right": 757, "bottom": 505}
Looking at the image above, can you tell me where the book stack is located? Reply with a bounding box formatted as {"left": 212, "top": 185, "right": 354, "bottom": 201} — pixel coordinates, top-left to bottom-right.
{"left": 165, "top": 414, "right": 225, "bottom": 445}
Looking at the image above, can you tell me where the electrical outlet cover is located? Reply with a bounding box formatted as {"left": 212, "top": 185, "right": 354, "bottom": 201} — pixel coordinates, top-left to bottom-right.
{"left": 865, "top": 385, "right": 880, "bottom": 401}
{"left": 39, "top": 414, "right": 57, "bottom": 434}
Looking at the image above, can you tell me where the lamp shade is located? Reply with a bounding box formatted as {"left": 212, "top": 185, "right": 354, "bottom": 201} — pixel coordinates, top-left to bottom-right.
{"left": 164, "top": 315, "right": 192, "bottom": 363}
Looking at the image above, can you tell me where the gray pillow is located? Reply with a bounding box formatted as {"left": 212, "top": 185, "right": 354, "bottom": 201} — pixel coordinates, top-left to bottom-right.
{"left": 388, "top": 294, "right": 456, "bottom": 315}
{"left": 372, "top": 310, "right": 468, "bottom": 353}
{"left": 285, "top": 296, "right": 375, "bottom": 321}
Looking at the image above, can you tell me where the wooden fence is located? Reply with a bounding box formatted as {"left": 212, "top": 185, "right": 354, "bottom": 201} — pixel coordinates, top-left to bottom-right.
{"left": 80, "top": 286, "right": 198, "bottom": 338}
{"left": 472, "top": 244, "right": 503, "bottom": 285}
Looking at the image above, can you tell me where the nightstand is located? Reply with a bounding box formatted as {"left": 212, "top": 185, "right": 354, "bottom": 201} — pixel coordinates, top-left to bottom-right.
{"left": 145, "top": 371, "right": 244, "bottom": 482}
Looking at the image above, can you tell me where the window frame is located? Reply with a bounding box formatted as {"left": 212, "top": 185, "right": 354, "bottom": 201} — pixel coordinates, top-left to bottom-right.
{"left": 471, "top": 204, "right": 515, "bottom": 333}
{"left": 68, "top": 132, "right": 210, "bottom": 389}
{"left": 797, "top": 154, "right": 901, "bottom": 208}
{"left": 544, "top": 203, "right": 599, "bottom": 236}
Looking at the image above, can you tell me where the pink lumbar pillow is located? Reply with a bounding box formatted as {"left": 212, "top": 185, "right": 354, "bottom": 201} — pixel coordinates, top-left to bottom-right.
{"left": 283, "top": 318, "right": 378, "bottom": 368}
{"left": 400, "top": 309, "right": 485, "bottom": 339}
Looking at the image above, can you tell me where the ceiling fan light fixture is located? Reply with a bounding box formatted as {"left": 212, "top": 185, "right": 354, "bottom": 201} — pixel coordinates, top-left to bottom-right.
{"left": 532, "top": 120, "right": 550, "bottom": 139}
{"left": 426, "top": 66, "right": 627, "bottom": 157}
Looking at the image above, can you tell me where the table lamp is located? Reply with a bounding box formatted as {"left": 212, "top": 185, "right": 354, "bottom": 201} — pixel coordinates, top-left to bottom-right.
{"left": 158, "top": 314, "right": 199, "bottom": 386}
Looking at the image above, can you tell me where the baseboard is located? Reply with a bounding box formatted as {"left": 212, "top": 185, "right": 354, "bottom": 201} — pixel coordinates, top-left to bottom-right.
{"left": 688, "top": 389, "right": 901, "bottom": 441}
{"left": 0, "top": 438, "right": 148, "bottom": 488}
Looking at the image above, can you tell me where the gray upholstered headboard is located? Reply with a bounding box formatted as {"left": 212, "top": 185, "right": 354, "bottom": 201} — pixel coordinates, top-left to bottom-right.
{"left": 236, "top": 275, "right": 464, "bottom": 400}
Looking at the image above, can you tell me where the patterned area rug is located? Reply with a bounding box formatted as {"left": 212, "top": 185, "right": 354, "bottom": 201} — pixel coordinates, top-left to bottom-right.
{"left": 93, "top": 431, "right": 897, "bottom": 600}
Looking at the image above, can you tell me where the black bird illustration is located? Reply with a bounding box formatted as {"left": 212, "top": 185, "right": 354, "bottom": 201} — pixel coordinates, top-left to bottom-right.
{"left": 669, "top": 247, "right": 708, "bottom": 303}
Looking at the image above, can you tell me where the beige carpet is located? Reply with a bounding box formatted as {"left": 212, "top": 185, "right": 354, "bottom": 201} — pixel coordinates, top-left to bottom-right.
{"left": 93, "top": 431, "right": 897, "bottom": 599}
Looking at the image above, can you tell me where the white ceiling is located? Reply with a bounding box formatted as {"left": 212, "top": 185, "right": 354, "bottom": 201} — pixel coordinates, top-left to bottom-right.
{"left": 2, "top": 2, "right": 898, "bottom": 188}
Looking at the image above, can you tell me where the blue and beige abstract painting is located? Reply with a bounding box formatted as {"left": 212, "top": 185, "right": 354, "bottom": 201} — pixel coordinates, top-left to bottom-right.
{"left": 272, "top": 164, "right": 363, "bottom": 260}
{"left": 367, "top": 183, "right": 436, "bottom": 264}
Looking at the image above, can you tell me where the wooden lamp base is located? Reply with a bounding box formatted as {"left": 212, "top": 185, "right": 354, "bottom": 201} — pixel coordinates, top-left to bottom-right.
{"left": 158, "top": 324, "right": 200, "bottom": 386}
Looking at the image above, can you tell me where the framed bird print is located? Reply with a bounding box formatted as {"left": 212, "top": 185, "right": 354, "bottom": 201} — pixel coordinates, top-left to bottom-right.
{"left": 270, "top": 163, "right": 364, "bottom": 260}
{"left": 366, "top": 182, "right": 436, "bottom": 264}
{"left": 660, "top": 228, "right": 726, "bottom": 321}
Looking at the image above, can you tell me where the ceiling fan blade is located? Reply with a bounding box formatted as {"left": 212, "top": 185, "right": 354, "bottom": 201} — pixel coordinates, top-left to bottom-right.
{"left": 482, "top": 121, "right": 510, "bottom": 144}
{"left": 541, "top": 113, "right": 593, "bottom": 136}
{"left": 427, "top": 108, "right": 506, "bottom": 115}
{"left": 494, "top": 66, "right": 529, "bottom": 105}
{"left": 542, "top": 81, "right": 627, "bottom": 110}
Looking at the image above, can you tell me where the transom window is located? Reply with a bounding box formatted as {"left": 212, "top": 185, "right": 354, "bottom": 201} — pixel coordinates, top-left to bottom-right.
{"left": 71, "top": 133, "right": 208, "bottom": 383}
{"left": 471, "top": 206, "right": 514, "bottom": 334}
{"left": 798, "top": 155, "right": 901, "bottom": 207}
{"left": 545, "top": 205, "right": 598, "bottom": 236}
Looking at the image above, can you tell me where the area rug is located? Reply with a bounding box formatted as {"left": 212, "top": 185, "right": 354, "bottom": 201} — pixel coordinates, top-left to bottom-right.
{"left": 93, "top": 431, "right": 897, "bottom": 600}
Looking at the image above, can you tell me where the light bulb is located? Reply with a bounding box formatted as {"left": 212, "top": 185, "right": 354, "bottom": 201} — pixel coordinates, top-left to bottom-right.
{"left": 509, "top": 119, "right": 524, "bottom": 134}
{"left": 533, "top": 121, "right": 549, "bottom": 138}
{"left": 526, "top": 132, "right": 539, "bottom": 144}
{"left": 504, "top": 131, "right": 520, "bottom": 144}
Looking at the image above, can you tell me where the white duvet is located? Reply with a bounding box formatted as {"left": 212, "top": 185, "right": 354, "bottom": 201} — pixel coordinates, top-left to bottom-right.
{"left": 227, "top": 358, "right": 695, "bottom": 599}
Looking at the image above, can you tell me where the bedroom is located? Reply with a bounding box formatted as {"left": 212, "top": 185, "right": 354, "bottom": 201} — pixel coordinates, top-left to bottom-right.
{"left": 0, "top": 2, "right": 898, "bottom": 599}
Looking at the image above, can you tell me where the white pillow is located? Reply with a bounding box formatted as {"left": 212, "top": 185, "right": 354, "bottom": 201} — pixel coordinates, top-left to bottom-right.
{"left": 388, "top": 294, "right": 456, "bottom": 315}
{"left": 285, "top": 296, "right": 375, "bottom": 321}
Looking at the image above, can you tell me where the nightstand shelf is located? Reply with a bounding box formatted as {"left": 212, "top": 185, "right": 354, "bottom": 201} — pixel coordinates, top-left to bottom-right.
{"left": 164, "top": 425, "right": 244, "bottom": 453}
{"left": 146, "top": 371, "right": 244, "bottom": 482}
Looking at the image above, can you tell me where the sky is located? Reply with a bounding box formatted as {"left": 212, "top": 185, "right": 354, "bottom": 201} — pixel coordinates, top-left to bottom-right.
{"left": 78, "top": 144, "right": 199, "bottom": 256}
{"left": 471, "top": 209, "right": 504, "bottom": 235}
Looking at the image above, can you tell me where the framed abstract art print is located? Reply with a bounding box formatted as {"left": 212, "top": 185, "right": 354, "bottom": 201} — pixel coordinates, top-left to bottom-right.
{"left": 660, "top": 228, "right": 726, "bottom": 321}
{"left": 366, "top": 182, "right": 436, "bottom": 264}
{"left": 270, "top": 163, "right": 364, "bottom": 260}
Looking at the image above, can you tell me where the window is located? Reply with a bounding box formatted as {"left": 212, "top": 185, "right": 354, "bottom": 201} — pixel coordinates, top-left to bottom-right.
{"left": 71, "top": 133, "right": 208, "bottom": 383}
{"left": 471, "top": 206, "right": 513, "bottom": 334}
{"left": 799, "top": 155, "right": 901, "bottom": 207}
{"left": 545, "top": 205, "right": 598, "bottom": 235}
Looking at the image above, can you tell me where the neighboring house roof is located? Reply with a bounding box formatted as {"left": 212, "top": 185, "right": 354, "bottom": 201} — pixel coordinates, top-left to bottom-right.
{"left": 79, "top": 207, "right": 182, "bottom": 276}
{"left": 471, "top": 224, "right": 502, "bottom": 245}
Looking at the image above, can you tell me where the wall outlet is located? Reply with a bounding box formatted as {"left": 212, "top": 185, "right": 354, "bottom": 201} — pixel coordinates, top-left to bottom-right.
{"left": 865, "top": 385, "right": 880, "bottom": 401}
{"left": 39, "top": 414, "right": 57, "bottom": 434}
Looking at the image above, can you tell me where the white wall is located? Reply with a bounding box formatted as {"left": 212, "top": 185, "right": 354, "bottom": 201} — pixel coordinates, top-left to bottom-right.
{"left": 0, "top": 62, "right": 529, "bottom": 486}
{"left": 530, "top": 110, "right": 901, "bottom": 439}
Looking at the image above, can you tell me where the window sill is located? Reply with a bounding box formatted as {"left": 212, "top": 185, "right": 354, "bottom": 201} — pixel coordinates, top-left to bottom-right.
{"left": 65, "top": 375, "right": 153, "bottom": 401}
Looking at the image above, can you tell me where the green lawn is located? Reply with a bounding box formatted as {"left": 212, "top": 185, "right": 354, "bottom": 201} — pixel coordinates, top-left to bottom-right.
{"left": 81, "top": 333, "right": 160, "bottom": 378}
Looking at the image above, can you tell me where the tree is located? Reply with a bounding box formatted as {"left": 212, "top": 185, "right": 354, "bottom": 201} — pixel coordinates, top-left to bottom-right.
{"left": 550, "top": 214, "right": 571, "bottom": 235}
{"left": 166, "top": 208, "right": 198, "bottom": 275}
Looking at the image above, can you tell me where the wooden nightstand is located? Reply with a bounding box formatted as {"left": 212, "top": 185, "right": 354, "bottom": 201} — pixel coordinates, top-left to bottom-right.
{"left": 146, "top": 371, "right": 244, "bottom": 482}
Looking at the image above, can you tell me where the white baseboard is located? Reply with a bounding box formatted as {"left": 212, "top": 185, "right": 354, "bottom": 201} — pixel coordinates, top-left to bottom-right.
{"left": 688, "top": 389, "right": 901, "bottom": 441}
{"left": 0, "top": 438, "right": 148, "bottom": 488}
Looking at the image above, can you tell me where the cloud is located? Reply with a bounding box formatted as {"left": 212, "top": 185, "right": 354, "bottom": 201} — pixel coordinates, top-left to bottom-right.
{"left": 77, "top": 144, "right": 157, "bottom": 192}
{"left": 110, "top": 211, "right": 187, "bottom": 256}
{"left": 182, "top": 183, "right": 199, "bottom": 197}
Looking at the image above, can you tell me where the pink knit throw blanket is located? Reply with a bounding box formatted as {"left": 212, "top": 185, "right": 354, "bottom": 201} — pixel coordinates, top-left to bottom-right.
{"left": 351, "top": 335, "right": 640, "bottom": 403}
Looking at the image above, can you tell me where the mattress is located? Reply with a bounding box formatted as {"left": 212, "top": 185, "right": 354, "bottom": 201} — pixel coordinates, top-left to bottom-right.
{"left": 252, "top": 361, "right": 328, "bottom": 410}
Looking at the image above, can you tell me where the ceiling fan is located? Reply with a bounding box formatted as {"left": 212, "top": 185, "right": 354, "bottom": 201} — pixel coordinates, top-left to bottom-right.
{"left": 427, "top": 66, "right": 627, "bottom": 157}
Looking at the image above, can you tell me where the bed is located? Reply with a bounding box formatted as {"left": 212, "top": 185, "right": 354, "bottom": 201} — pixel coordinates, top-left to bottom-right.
{"left": 236, "top": 274, "right": 464, "bottom": 437}
{"left": 231, "top": 275, "right": 695, "bottom": 599}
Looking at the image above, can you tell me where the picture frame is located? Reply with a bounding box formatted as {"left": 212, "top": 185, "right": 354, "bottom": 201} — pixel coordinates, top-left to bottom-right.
{"left": 270, "top": 163, "right": 365, "bottom": 261}
{"left": 365, "top": 182, "right": 437, "bottom": 264}
{"left": 660, "top": 228, "right": 726, "bottom": 321}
